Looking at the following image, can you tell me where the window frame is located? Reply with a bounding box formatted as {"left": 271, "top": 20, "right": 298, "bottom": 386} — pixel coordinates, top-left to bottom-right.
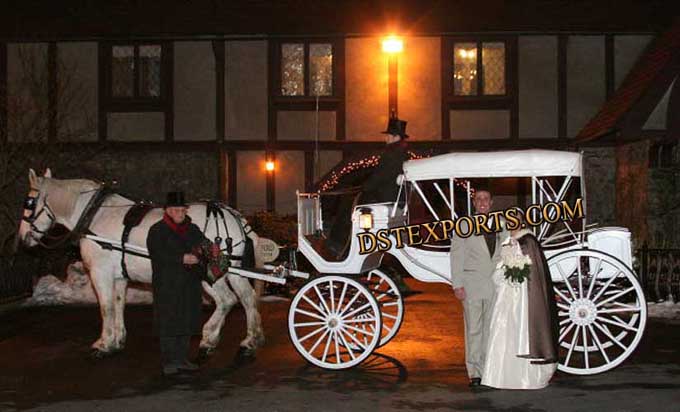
{"left": 270, "top": 38, "right": 344, "bottom": 104}
{"left": 268, "top": 37, "right": 346, "bottom": 141}
{"left": 100, "top": 41, "right": 173, "bottom": 112}
{"left": 441, "top": 36, "right": 518, "bottom": 140}
{"left": 442, "top": 36, "right": 516, "bottom": 105}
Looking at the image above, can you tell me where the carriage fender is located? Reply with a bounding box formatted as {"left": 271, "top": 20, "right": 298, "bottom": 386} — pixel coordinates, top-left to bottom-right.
{"left": 359, "top": 252, "right": 384, "bottom": 273}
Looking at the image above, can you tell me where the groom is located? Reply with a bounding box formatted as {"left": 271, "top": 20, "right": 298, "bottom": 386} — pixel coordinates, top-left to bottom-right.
{"left": 450, "top": 189, "right": 507, "bottom": 387}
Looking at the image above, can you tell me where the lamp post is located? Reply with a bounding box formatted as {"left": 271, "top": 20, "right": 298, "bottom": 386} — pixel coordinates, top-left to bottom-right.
{"left": 382, "top": 36, "right": 403, "bottom": 118}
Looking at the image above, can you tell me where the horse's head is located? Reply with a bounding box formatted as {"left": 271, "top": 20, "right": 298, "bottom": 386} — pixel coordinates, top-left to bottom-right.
{"left": 18, "top": 168, "right": 58, "bottom": 247}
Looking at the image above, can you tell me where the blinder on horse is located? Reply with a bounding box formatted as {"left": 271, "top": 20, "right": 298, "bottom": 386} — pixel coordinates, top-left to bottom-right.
{"left": 22, "top": 191, "right": 56, "bottom": 234}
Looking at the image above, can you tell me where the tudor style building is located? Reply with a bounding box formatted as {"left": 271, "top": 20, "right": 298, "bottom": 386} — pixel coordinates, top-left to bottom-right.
{"left": 1, "top": 0, "right": 678, "bottom": 245}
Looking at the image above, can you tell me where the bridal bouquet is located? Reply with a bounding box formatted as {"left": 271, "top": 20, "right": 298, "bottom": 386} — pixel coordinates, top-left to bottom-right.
{"left": 500, "top": 241, "right": 532, "bottom": 284}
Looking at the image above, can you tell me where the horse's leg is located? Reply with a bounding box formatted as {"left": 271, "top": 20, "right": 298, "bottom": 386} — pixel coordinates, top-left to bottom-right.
{"left": 228, "top": 276, "right": 265, "bottom": 353}
{"left": 112, "top": 278, "right": 128, "bottom": 350}
{"left": 199, "top": 278, "right": 237, "bottom": 357}
{"left": 88, "top": 266, "right": 117, "bottom": 355}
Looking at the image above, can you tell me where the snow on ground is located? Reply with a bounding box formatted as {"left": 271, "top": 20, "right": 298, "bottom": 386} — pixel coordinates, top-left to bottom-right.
{"left": 23, "top": 262, "right": 290, "bottom": 306}
{"left": 24, "top": 262, "right": 153, "bottom": 306}
{"left": 647, "top": 299, "right": 680, "bottom": 322}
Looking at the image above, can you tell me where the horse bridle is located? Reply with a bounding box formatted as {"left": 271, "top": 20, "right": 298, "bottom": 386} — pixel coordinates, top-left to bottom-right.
{"left": 22, "top": 189, "right": 57, "bottom": 235}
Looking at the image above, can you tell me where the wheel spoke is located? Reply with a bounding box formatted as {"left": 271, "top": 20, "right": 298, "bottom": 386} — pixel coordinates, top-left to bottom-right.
{"left": 294, "top": 321, "right": 327, "bottom": 327}
{"left": 308, "top": 328, "right": 330, "bottom": 353}
{"left": 559, "top": 322, "right": 575, "bottom": 343}
{"left": 587, "top": 324, "right": 610, "bottom": 364}
{"left": 374, "top": 276, "right": 385, "bottom": 291}
{"left": 582, "top": 325, "right": 589, "bottom": 369}
{"left": 560, "top": 318, "right": 571, "bottom": 325}
{"left": 295, "top": 308, "right": 327, "bottom": 322}
{"left": 341, "top": 302, "right": 372, "bottom": 320}
{"left": 383, "top": 301, "right": 399, "bottom": 307}
{"left": 564, "top": 325, "right": 580, "bottom": 367}
{"left": 313, "top": 285, "right": 332, "bottom": 316}
{"left": 337, "top": 330, "right": 356, "bottom": 360}
{"left": 382, "top": 313, "right": 398, "bottom": 320}
{"left": 329, "top": 280, "right": 335, "bottom": 314}
{"left": 557, "top": 302, "right": 570, "bottom": 311}
{"left": 596, "top": 315, "right": 638, "bottom": 332}
{"left": 595, "top": 286, "right": 635, "bottom": 308}
{"left": 598, "top": 306, "right": 641, "bottom": 314}
{"left": 344, "top": 323, "right": 376, "bottom": 338}
{"left": 344, "top": 317, "right": 377, "bottom": 324}
{"left": 321, "top": 330, "right": 334, "bottom": 362}
{"left": 375, "top": 292, "right": 388, "bottom": 301}
{"left": 337, "top": 288, "right": 361, "bottom": 318}
{"left": 592, "top": 271, "right": 623, "bottom": 302}
{"left": 299, "top": 325, "right": 327, "bottom": 343}
{"left": 301, "top": 294, "right": 328, "bottom": 317}
{"left": 554, "top": 287, "right": 573, "bottom": 304}
{"left": 593, "top": 321, "right": 627, "bottom": 351}
{"left": 577, "top": 258, "right": 584, "bottom": 300}
{"left": 333, "top": 331, "right": 341, "bottom": 364}
{"left": 586, "top": 258, "right": 603, "bottom": 299}
{"left": 340, "top": 327, "right": 367, "bottom": 350}
{"left": 555, "top": 262, "right": 578, "bottom": 300}
{"left": 336, "top": 282, "right": 348, "bottom": 315}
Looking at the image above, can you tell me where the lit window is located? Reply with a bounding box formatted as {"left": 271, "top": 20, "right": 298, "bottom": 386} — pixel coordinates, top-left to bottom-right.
{"left": 453, "top": 42, "right": 505, "bottom": 96}
{"left": 281, "top": 42, "right": 333, "bottom": 96}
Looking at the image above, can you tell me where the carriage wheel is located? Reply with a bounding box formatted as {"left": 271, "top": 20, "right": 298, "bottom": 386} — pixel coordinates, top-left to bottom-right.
{"left": 361, "top": 269, "right": 404, "bottom": 347}
{"left": 548, "top": 249, "right": 647, "bottom": 375}
{"left": 288, "top": 275, "right": 382, "bottom": 370}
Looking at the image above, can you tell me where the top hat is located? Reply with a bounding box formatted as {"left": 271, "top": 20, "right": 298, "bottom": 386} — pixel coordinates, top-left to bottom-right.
{"left": 381, "top": 117, "right": 409, "bottom": 138}
{"left": 165, "top": 191, "right": 188, "bottom": 207}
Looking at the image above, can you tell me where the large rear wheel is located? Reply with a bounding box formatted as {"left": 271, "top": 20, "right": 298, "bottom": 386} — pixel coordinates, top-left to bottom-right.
{"left": 548, "top": 249, "right": 647, "bottom": 375}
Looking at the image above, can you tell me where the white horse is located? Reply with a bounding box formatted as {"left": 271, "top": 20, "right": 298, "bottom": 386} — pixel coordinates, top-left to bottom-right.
{"left": 17, "top": 168, "right": 265, "bottom": 358}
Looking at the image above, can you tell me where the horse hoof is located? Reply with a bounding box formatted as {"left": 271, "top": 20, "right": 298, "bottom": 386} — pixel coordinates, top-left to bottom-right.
{"left": 233, "top": 346, "right": 256, "bottom": 366}
{"left": 196, "top": 347, "right": 214, "bottom": 364}
{"left": 89, "top": 348, "right": 111, "bottom": 359}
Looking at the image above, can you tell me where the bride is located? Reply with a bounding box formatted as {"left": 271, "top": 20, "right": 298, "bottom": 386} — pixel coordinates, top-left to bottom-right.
{"left": 481, "top": 227, "right": 560, "bottom": 389}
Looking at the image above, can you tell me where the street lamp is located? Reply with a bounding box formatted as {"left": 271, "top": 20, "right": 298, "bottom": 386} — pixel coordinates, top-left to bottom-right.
{"left": 382, "top": 35, "right": 403, "bottom": 118}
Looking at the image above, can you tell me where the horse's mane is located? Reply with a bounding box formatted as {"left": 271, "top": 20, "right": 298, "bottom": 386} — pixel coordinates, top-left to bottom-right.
{"left": 40, "top": 178, "right": 101, "bottom": 220}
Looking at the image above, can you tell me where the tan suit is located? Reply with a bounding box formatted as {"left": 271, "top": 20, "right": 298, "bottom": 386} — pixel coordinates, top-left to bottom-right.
{"left": 450, "top": 221, "right": 507, "bottom": 379}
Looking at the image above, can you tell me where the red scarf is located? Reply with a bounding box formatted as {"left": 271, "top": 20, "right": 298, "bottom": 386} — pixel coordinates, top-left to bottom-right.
{"left": 163, "top": 213, "right": 191, "bottom": 237}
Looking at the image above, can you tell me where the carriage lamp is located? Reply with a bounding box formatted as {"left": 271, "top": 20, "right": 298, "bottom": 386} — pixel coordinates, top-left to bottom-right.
{"left": 359, "top": 208, "right": 374, "bottom": 231}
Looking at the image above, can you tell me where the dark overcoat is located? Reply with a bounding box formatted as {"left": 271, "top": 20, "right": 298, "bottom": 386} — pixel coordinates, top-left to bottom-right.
{"left": 146, "top": 218, "right": 206, "bottom": 337}
{"left": 358, "top": 140, "right": 410, "bottom": 204}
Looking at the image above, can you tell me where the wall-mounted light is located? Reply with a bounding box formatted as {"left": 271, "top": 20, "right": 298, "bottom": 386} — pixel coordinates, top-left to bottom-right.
{"left": 382, "top": 36, "right": 403, "bottom": 54}
{"left": 265, "top": 160, "right": 275, "bottom": 172}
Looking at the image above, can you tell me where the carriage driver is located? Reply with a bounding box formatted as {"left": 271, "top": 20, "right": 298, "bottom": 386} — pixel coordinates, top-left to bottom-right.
{"left": 326, "top": 116, "right": 412, "bottom": 292}
{"left": 147, "top": 191, "right": 208, "bottom": 376}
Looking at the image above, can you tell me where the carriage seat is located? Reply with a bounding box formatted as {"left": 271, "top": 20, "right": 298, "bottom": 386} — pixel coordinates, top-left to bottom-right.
{"left": 305, "top": 234, "right": 350, "bottom": 262}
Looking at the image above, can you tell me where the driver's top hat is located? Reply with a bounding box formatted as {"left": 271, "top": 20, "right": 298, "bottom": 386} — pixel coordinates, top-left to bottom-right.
{"left": 164, "top": 191, "right": 188, "bottom": 207}
{"left": 381, "top": 117, "right": 409, "bottom": 138}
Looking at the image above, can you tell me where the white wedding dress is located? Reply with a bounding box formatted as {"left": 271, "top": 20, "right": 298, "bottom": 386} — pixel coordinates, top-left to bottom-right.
{"left": 481, "top": 238, "right": 557, "bottom": 389}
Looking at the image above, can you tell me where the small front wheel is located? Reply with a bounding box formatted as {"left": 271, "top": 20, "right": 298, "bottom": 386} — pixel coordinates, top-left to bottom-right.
{"left": 288, "top": 275, "right": 382, "bottom": 370}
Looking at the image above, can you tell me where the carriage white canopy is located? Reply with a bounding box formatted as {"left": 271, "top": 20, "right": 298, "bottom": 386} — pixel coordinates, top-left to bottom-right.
{"left": 402, "top": 149, "right": 582, "bottom": 180}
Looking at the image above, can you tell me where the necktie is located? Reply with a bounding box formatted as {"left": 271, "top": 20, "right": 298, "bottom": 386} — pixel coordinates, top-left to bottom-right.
{"left": 484, "top": 232, "right": 496, "bottom": 256}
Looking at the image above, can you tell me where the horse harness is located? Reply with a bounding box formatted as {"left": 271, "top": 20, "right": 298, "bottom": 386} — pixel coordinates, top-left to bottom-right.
{"left": 23, "top": 185, "right": 113, "bottom": 250}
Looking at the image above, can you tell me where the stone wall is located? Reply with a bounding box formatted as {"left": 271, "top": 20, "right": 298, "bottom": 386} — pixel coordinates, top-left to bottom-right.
{"left": 582, "top": 147, "right": 617, "bottom": 227}
{"left": 48, "top": 149, "right": 219, "bottom": 204}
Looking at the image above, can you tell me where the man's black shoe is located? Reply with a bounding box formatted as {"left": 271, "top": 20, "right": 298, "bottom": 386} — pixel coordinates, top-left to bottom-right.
{"left": 469, "top": 378, "right": 482, "bottom": 387}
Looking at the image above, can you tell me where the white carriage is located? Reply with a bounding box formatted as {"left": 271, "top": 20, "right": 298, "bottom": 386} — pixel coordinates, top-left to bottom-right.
{"left": 289, "top": 149, "right": 647, "bottom": 375}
